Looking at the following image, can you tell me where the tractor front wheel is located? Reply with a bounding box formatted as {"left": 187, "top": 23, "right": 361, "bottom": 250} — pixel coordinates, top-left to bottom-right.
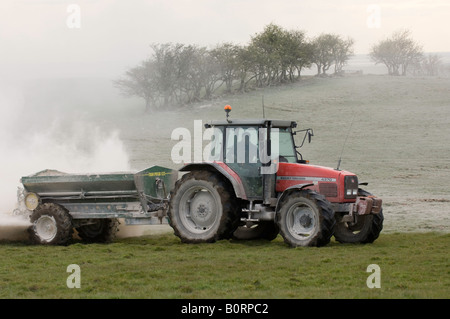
{"left": 276, "top": 189, "right": 335, "bottom": 247}
{"left": 334, "top": 189, "right": 384, "bottom": 244}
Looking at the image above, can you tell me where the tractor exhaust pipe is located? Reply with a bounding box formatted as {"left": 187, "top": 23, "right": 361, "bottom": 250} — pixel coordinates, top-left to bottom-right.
{"left": 262, "top": 121, "right": 277, "bottom": 206}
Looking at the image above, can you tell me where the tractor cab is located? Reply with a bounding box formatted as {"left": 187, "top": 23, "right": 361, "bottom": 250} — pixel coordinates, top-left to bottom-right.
{"left": 204, "top": 117, "right": 302, "bottom": 201}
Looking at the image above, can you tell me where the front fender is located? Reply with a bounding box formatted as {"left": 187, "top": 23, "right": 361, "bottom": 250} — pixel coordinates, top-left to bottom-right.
{"left": 275, "top": 183, "right": 314, "bottom": 212}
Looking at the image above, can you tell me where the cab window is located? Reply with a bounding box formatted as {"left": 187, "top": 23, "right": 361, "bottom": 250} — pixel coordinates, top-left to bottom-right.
{"left": 278, "top": 128, "right": 297, "bottom": 163}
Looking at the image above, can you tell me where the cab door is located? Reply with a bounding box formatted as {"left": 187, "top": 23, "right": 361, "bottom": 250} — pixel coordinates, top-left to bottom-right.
{"left": 224, "top": 126, "right": 263, "bottom": 200}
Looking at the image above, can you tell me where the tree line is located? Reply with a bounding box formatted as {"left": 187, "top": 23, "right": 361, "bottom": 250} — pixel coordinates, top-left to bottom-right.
{"left": 116, "top": 24, "right": 443, "bottom": 113}
{"left": 114, "top": 24, "right": 354, "bottom": 112}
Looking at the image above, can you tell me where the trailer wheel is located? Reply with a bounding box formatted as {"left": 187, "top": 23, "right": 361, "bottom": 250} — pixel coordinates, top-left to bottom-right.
{"left": 168, "top": 171, "right": 240, "bottom": 243}
{"left": 76, "top": 219, "right": 119, "bottom": 243}
{"left": 334, "top": 189, "right": 384, "bottom": 244}
{"left": 276, "top": 189, "right": 335, "bottom": 247}
{"left": 29, "top": 203, "right": 73, "bottom": 245}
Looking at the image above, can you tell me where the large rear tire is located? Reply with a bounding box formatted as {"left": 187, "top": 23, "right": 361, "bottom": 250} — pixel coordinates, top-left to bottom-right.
{"left": 168, "top": 171, "right": 240, "bottom": 243}
{"left": 276, "top": 189, "right": 335, "bottom": 247}
{"left": 29, "top": 203, "right": 73, "bottom": 245}
{"left": 334, "top": 189, "right": 383, "bottom": 244}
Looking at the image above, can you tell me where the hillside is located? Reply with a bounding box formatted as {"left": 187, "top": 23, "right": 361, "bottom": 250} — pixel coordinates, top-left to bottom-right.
{"left": 1, "top": 74, "right": 449, "bottom": 238}
{"left": 102, "top": 75, "right": 450, "bottom": 234}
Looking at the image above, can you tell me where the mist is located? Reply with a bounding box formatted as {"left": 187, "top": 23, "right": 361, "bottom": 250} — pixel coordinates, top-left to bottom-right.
{"left": 0, "top": 80, "right": 132, "bottom": 240}
{"left": 1, "top": 0, "right": 449, "bottom": 82}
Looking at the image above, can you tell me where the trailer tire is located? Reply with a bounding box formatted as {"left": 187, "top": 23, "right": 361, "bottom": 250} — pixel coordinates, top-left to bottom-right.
{"left": 334, "top": 189, "right": 384, "bottom": 244}
{"left": 76, "top": 218, "right": 120, "bottom": 243}
{"left": 168, "top": 171, "right": 240, "bottom": 243}
{"left": 276, "top": 189, "right": 335, "bottom": 247}
{"left": 29, "top": 203, "right": 73, "bottom": 245}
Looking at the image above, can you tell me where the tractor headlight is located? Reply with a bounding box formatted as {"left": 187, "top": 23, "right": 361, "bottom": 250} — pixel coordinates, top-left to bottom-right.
{"left": 344, "top": 176, "right": 358, "bottom": 199}
{"left": 24, "top": 192, "right": 40, "bottom": 210}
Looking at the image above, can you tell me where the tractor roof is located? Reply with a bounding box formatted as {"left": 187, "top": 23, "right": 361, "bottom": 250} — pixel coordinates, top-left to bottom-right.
{"left": 205, "top": 119, "right": 297, "bottom": 128}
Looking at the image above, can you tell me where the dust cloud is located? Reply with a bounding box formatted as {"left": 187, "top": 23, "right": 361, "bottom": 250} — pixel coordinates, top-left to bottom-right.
{"left": 0, "top": 83, "right": 131, "bottom": 241}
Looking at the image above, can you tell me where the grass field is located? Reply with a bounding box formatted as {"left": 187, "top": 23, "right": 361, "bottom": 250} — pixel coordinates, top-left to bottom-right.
{"left": 0, "top": 232, "right": 448, "bottom": 299}
{"left": 1, "top": 74, "right": 449, "bottom": 299}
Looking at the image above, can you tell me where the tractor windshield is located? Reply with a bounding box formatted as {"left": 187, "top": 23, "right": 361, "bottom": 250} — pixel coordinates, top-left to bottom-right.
{"left": 278, "top": 128, "right": 298, "bottom": 163}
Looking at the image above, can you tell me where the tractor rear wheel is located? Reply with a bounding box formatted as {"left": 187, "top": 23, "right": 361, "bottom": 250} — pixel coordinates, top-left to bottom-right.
{"left": 29, "top": 203, "right": 73, "bottom": 245}
{"left": 168, "top": 171, "right": 240, "bottom": 243}
{"left": 276, "top": 189, "right": 335, "bottom": 247}
{"left": 334, "top": 189, "right": 384, "bottom": 244}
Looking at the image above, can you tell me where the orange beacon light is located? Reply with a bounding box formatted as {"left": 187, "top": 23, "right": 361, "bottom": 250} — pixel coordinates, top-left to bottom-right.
{"left": 224, "top": 105, "right": 232, "bottom": 122}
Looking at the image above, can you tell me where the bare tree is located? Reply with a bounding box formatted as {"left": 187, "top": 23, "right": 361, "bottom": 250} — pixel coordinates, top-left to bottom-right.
{"left": 113, "top": 60, "right": 157, "bottom": 113}
{"left": 311, "top": 34, "right": 338, "bottom": 76}
{"left": 199, "top": 49, "right": 223, "bottom": 100}
{"left": 279, "top": 29, "right": 312, "bottom": 81}
{"left": 211, "top": 43, "right": 241, "bottom": 94}
{"left": 236, "top": 45, "right": 256, "bottom": 92}
{"left": 248, "top": 23, "right": 285, "bottom": 86}
{"left": 151, "top": 43, "right": 184, "bottom": 106}
{"left": 174, "top": 44, "right": 198, "bottom": 104}
{"left": 333, "top": 37, "right": 354, "bottom": 74}
{"left": 422, "top": 54, "right": 443, "bottom": 76}
{"left": 370, "top": 30, "right": 423, "bottom": 76}
{"left": 243, "top": 24, "right": 313, "bottom": 87}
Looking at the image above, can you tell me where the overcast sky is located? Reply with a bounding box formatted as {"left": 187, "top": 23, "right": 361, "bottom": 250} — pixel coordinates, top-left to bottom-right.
{"left": 1, "top": 0, "right": 449, "bottom": 80}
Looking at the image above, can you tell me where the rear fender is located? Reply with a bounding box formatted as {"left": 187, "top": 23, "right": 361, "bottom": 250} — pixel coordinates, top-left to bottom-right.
{"left": 180, "top": 162, "right": 247, "bottom": 200}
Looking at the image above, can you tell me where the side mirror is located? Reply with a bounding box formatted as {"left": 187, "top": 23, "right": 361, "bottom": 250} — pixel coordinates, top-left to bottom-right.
{"left": 294, "top": 128, "right": 314, "bottom": 148}
{"left": 308, "top": 132, "right": 312, "bottom": 143}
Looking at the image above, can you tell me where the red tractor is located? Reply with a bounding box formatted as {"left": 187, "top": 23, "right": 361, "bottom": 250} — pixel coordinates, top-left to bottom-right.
{"left": 168, "top": 107, "right": 383, "bottom": 247}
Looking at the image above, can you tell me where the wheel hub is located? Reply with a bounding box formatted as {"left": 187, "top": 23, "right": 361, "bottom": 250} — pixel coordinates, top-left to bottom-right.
{"left": 299, "top": 214, "right": 312, "bottom": 228}
{"left": 196, "top": 204, "right": 209, "bottom": 218}
{"left": 35, "top": 215, "right": 57, "bottom": 242}
{"left": 291, "top": 206, "right": 316, "bottom": 238}
{"left": 183, "top": 189, "right": 218, "bottom": 231}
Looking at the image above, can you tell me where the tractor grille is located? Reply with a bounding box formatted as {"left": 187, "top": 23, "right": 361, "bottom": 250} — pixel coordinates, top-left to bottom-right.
{"left": 319, "top": 183, "right": 338, "bottom": 197}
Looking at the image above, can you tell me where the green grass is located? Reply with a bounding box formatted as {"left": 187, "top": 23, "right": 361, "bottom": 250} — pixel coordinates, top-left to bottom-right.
{"left": 0, "top": 232, "right": 448, "bottom": 299}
